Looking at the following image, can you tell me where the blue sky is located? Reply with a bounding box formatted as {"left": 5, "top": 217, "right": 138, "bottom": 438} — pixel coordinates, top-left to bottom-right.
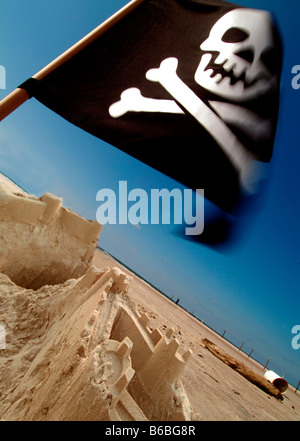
{"left": 1, "top": 0, "right": 300, "bottom": 388}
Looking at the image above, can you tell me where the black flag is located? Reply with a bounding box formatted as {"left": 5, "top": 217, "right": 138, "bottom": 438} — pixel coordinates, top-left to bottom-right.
{"left": 20, "top": 0, "right": 282, "bottom": 238}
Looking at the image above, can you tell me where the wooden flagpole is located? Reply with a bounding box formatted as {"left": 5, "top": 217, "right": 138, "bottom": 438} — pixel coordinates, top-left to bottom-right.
{"left": 0, "top": 0, "right": 145, "bottom": 121}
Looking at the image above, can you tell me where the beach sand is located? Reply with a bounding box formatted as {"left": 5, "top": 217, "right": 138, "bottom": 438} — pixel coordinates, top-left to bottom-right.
{"left": 1, "top": 178, "right": 299, "bottom": 421}
{"left": 92, "top": 248, "right": 300, "bottom": 421}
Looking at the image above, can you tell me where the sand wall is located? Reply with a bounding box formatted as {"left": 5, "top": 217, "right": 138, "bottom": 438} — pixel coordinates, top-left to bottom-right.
{"left": 0, "top": 177, "right": 102, "bottom": 289}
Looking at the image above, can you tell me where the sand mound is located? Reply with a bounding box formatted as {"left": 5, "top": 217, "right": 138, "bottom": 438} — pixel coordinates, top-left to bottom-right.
{"left": 0, "top": 265, "right": 195, "bottom": 421}
{"left": 0, "top": 182, "right": 195, "bottom": 421}
{"left": 0, "top": 176, "right": 102, "bottom": 289}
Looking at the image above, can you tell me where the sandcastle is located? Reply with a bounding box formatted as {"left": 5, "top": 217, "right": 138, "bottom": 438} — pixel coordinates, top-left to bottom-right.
{"left": 0, "top": 174, "right": 101, "bottom": 289}
{"left": 0, "top": 175, "right": 196, "bottom": 421}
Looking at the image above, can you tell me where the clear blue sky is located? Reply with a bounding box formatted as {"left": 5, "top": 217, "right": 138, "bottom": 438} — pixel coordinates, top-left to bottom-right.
{"left": 1, "top": 0, "right": 300, "bottom": 388}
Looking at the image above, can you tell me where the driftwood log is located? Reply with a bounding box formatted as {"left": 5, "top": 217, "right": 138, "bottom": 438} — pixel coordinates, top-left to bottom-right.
{"left": 202, "top": 338, "right": 283, "bottom": 400}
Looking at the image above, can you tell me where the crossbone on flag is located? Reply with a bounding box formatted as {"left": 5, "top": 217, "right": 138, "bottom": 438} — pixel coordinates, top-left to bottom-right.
{"left": 20, "top": 0, "right": 282, "bottom": 242}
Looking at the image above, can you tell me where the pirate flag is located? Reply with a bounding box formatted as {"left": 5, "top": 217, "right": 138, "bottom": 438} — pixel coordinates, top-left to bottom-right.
{"left": 20, "top": 0, "right": 282, "bottom": 244}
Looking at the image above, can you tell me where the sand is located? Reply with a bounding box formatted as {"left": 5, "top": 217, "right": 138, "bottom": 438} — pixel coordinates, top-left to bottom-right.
{"left": 92, "top": 249, "right": 300, "bottom": 421}
{"left": 1, "top": 179, "right": 299, "bottom": 421}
